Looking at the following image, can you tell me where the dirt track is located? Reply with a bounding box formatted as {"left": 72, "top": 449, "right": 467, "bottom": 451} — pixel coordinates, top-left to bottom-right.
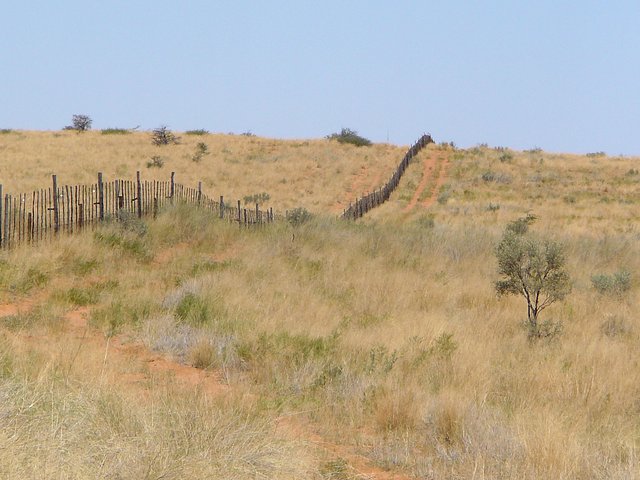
{"left": 0, "top": 299, "right": 412, "bottom": 479}
{"left": 404, "top": 151, "right": 450, "bottom": 212}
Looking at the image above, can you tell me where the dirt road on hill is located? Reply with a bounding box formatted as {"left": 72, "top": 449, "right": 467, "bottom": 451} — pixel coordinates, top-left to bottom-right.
{"left": 404, "top": 151, "right": 450, "bottom": 212}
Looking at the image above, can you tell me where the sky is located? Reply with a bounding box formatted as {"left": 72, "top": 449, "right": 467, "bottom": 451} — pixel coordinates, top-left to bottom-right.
{"left": 2, "top": 1, "right": 640, "bottom": 154}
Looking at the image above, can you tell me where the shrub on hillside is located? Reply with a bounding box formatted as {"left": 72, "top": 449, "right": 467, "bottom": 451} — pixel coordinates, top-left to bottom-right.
{"left": 326, "top": 128, "right": 372, "bottom": 147}
{"left": 191, "top": 142, "right": 209, "bottom": 162}
{"left": 286, "top": 207, "right": 312, "bottom": 226}
{"left": 243, "top": 192, "right": 271, "bottom": 205}
{"left": 185, "top": 129, "right": 209, "bottom": 135}
{"left": 591, "top": 270, "right": 631, "bottom": 296}
{"left": 151, "top": 125, "right": 179, "bottom": 146}
{"left": 101, "top": 128, "right": 131, "bottom": 135}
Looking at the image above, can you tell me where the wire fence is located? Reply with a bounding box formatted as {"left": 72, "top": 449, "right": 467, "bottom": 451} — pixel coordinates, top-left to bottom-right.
{"left": 341, "top": 134, "right": 434, "bottom": 220}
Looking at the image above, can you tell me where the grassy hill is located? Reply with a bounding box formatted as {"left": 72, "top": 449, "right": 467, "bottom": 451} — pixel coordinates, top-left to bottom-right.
{"left": 0, "top": 131, "right": 639, "bottom": 478}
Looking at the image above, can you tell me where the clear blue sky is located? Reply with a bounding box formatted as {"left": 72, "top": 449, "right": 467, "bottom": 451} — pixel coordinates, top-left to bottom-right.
{"left": 2, "top": 1, "right": 639, "bottom": 154}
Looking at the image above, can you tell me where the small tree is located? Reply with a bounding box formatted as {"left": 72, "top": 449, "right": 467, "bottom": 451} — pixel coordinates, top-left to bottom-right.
{"left": 66, "top": 114, "right": 92, "bottom": 132}
{"left": 495, "top": 215, "right": 571, "bottom": 337}
{"left": 151, "top": 125, "right": 179, "bottom": 146}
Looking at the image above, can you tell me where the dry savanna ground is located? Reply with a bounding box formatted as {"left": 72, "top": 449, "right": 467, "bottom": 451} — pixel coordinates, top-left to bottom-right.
{"left": 0, "top": 130, "right": 639, "bottom": 479}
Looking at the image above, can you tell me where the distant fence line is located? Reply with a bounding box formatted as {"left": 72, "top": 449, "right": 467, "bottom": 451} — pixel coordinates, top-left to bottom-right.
{"left": 0, "top": 172, "right": 276, "bottom": 249}
{"left": 341, "top": 134, "right": 434, "bottom": 220}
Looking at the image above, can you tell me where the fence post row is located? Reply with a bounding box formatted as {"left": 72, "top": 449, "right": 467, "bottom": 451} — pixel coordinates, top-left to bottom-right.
{"left": 0, "top": 171, "right": 276, "bottom": 249}
{"left": 340, "top": 134, "right": 434, "bottom": 221}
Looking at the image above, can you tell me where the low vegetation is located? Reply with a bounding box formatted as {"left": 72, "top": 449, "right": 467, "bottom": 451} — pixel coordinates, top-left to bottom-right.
{"left": 0, "top": 134, "right": 639, "bottom": 478}
{"left": 326, "top": 128, "right": 372, "bottom": 147}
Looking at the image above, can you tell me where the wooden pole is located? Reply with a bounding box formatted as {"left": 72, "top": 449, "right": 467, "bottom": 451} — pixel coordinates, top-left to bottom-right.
{"left": 237, "top": 200, "right": 241, "bottom": 225}
{"left": 136, "top": 171, "right": 142, "bottom": 218}
{"left": 98, "top": 172, "right": 104, "bottom": 221}
{"left": 52, "top": 175, "right": 59, "bottom": 234}
{"left": 153, "top": 197, "right": 158, "bottom": 219}
{"left": 198, "top": 181, "right": 202, "bottom": 206}
{"left": 170, "top": 172, "right": 175, "bottom": 204}
{"left": 27, "top": 213, "right": 32, "bottom": 243}
{"left": 78, "top": 204, "right": 84, "bottom": 230}
{"left": 219, "top": 195, "right": 224, "bottom": 219}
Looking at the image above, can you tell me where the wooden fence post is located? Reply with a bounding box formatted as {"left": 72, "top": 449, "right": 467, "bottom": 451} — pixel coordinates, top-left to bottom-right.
{"left": 136, "top": 171, "right": 142, "bottom": 218}
{"left": 219, "top": 195, "right": 224, "bottom": 219}
{"left": 52, "top": 175, "right": 60, "bottom": 234}
{"left": 237, "top": 200, "right": 241, "bottom": 225}
{"left": 198, "top": 181, "right": 202, "bottom": 206}
{"left": 27, "top": 213, "right": 33, "bottom": 243}
{"left": 78, "top": 204, "right": 84, "bottom": 230}
{"left": 170, "top": 172, "right": 175, "bottom": 204}
{"left": 153, "top": 197, "right": 158, "bottom": 219}
{"left": 255, "top": 203, "right": 259, "bottom": 224}
{"left": 98, "top": 172, "right": 104, "bottom": 221}
{"left": 4, "top": 195, "right": 9, "bottom": 247}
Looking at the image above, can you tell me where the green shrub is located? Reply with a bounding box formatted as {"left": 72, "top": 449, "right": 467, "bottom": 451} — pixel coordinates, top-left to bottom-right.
{"left": 185, "top": 129, "right": 209, "bottom": 135}
{"left": 146, "top": 155, "right": 165, "bottom": 168}
{"left": 175, "top": 293, "right": 210, "bottom": 326}
{"left": 286, "top": 207, "right": 312, "bottom": 226}
{"left": 499, "top": 152, "right": 514, "bottom": 163}
{"left": 0, "top": 129, "right": 13, "bottom": 134}
{"left": 191, "top": 142, "right": 209, "bottom": 162}
{"left": 591, "top": 270, "right": 632, "bottom": 296}
{"left": 326, "top": 128, "right": 372, "bottom": 147}
{"left": 101, "top": 128, "right": 131, "bottom": 135}
{"left": 62, "top": 287, "right": 100, "bottom": 306}
{"left": 243, "top": 192, "right": 271, "bottom": 205}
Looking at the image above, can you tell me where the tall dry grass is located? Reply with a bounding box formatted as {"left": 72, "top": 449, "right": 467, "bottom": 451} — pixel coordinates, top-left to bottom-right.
{"left": 0, "top": 130, "right": 403, "bottom": 213}
{"left": 1, "top": 135, "right": 639, "bottom": 478}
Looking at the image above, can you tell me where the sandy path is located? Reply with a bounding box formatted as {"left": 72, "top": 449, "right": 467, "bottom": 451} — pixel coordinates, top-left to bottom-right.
{"left": 421, "top": 154, "right": 450, "bottom": 208}
{"left": 1, "top": 299, "right": 412, "bottom": 479}
{"left": 403, "top": 151, "right": 450, "bottom": 212}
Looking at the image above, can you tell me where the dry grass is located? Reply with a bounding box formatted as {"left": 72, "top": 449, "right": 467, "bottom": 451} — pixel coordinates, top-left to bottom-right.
{"left": 1, "top": 135, "right": 639, "bottom": 478}
{"left": 0, "top": 130, "right": 403, "bottom": 213}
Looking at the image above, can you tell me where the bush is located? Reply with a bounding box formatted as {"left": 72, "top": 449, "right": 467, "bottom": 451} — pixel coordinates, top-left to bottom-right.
{"left": 591, "top": 270, "right": 631, "bottom": 296}
{"left": 286, "top": 207, "right": 312, "bottom": 226}
{"left": 326, "top": 128, "right": 372, "bottom": 147}
{"left": 191, "top": 142, "right": 209, "bottom": 162}
{"left": 151, "top": 126, "right": 179, "bottom": 146}
{"left": 101, "top": 128, "right": 131, "bottom": 135}
{"left": 0, "top": 129, "right": 13, "bottom": 134}
{"left": 185, "top": 129, "right": 209, "bottom": 135}
{"left": 146, "top": 156, "right": 165, "bottom": 168}
{"left": 243, "top": 192, "right": 271, "bottom": 205}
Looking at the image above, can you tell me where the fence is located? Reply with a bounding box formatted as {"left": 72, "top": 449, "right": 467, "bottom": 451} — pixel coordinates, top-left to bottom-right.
{"left": 0, "top": 172, "right": 276, "bottom": 249}
{"left": 341, "top": 134, "right": 434, "bottom": 220}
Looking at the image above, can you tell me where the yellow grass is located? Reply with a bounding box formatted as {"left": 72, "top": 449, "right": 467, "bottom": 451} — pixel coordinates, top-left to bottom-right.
{"left": 1, "top": 134, "right": 639, "bottom": 478}
{"left": 0, "top": 130, "right": 404, "bottom": 213}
